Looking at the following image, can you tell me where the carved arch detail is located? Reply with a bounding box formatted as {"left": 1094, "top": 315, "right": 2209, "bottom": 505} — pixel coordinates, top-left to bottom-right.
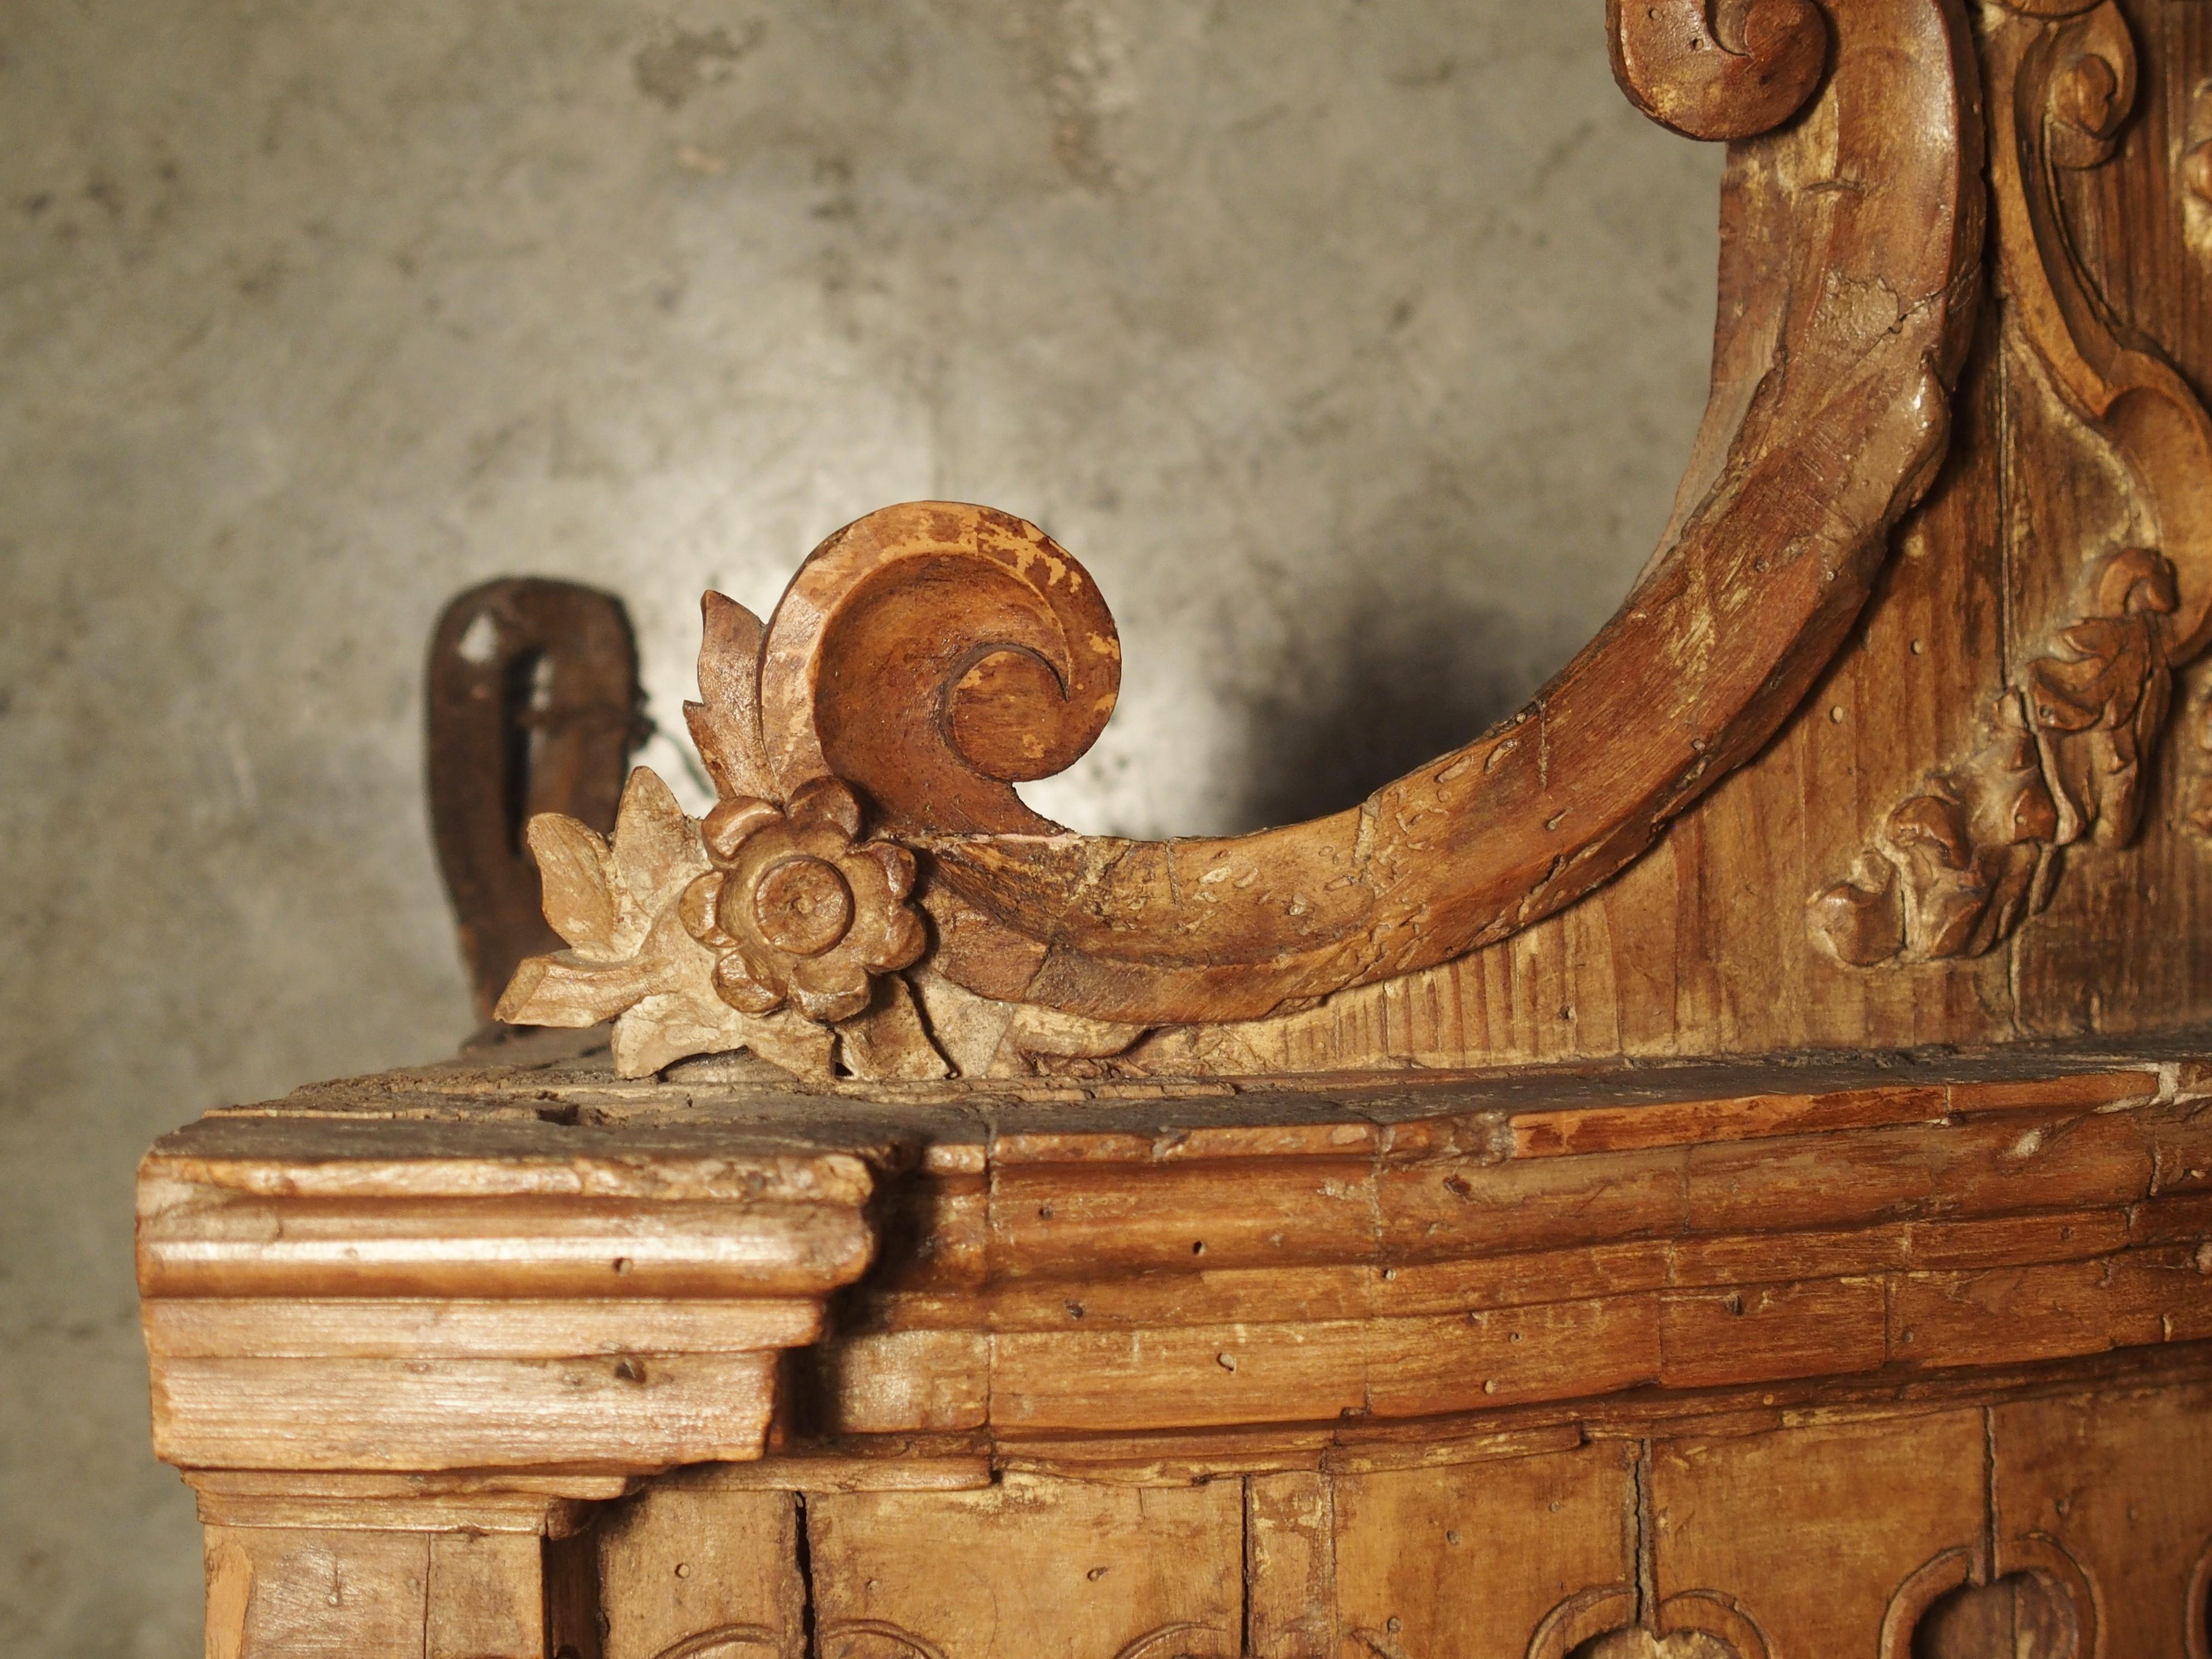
{"left": 814, "top": 1620, "right": 952, "bottom": 1659}
{"left": 648, "top": 1626, "right": 784, "bottom": 1659}
{"left": 2187, "top": 1532, "right": 2212, "bottom": 1659}
{"left": 1526, "top": 1584, "right": 1773, "bottom": 1659}
{"left": 1878, "top": 1537, "right": 2099, "bottom": 1659}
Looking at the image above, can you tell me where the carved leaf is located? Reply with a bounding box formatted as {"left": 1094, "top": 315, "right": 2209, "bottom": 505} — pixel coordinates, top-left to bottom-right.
{"left": 1808, "top": 856, "right": 1904, "bottom": 968}
{"left": 527, "top": 811, "right": 620, "bottom": 956}
{"left": 604, "top": 767, "right": 712, "bottom": 954}
{"left": 833, "top": 975, "right": 950, "bottom": 1083}
{"left": 2029, "top": 617, "right": 2156, "bottom": 735}
{"left": 608, "top": 910, "right": 835, "bottom": 1080}
{"left": 2027, "top": 550, "right": 2178, "bottom": 847}
{"left": 1815, "top": 695, "right": 2059, "bottom": 967}
{"left": 906, "top": 964, "right": 1144, "bottom": 1076}
{"left": 684, "top": 591, "right": 776, "bottom": 801}
{"left": 496, "top": 764, "right": 841, "bottom": 1079}
{"left": 522, "top": 768, "right": 711, "bottom": 966}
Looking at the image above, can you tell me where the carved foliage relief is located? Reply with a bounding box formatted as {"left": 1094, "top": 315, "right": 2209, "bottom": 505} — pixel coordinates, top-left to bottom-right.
{"left": 1812, "top": 0, "right": 2212, "bottom": 969}
{"left": 497, "top": 581, "right": 1144, "bottom": 1081}
{"left": 1812, "top": 545, "right": 2181, "bottom": 967}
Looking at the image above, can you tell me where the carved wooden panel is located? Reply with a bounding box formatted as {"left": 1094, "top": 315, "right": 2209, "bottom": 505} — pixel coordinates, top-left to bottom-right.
{"left": 598, "top": 1485, "right": 806, "bottom": 1659}
{"left": 804, "top": 1476, "right": 1244, "bottom": 1659}
{"left": 1330, "top": 1441, "right": 1636, "bottom": 1659}
{"left": 1991, "top": 1380, "right": 2212, "bottom": 1658}
{"left": 1650, "top": 1413, "right": 1988, "bottom": 1659}
{"left": 510, "top": 1382, "right": 2212, "bottom": 1658}
{"left": 142, "top": 1042, "right": 2212, "bottom": 1655}
{"left": 202, "top": 1528, "right": 432, "bottom": 1659}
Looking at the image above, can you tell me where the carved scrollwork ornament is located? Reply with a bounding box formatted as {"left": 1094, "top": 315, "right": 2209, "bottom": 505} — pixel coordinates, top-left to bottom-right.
{"left": 1607, "top": 0, "right": 1828, "bottom": 142}
{"left": 1815, "top": 0, "right": 2212, "bottom": 969}
{"left": 501, "top": 0, "right": 1988, "bottom": 1076}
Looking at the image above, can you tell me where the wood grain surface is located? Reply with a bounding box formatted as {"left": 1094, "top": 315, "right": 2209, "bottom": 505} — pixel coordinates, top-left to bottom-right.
{"left": 146, "top": 0, "right": 2212, "bottom": 1651}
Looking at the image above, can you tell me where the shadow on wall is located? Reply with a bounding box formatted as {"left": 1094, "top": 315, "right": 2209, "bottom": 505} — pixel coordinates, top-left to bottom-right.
{"left": 1231, "top": 586, "right": 1572, "bottom": 831}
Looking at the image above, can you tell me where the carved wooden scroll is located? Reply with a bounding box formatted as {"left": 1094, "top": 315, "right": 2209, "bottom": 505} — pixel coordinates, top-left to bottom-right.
{"left": 1812, "top": 0, "right": 2212, "bottom": 968}
{"left": 898, "top": 0, "right": 1981, "bottom": 1030}
{"left": 501, "top": 0, "right": 1992, "bottom": 1078}
{"left": 1606, "top": 0, "right": 1827, "bottom": 142}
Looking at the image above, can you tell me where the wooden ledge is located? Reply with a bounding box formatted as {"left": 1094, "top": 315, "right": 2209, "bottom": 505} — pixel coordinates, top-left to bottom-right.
{"left": 138, "top": 1111, "right": 888, "bottom": 1477}
{"left": 140, "top": 1032, "right": 2212, "bottom": 1481}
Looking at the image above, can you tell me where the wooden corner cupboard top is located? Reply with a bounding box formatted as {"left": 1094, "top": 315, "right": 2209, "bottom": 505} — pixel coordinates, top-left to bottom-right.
{"left": 151, "top": 1025, "right": 2211, "bottom": 1160}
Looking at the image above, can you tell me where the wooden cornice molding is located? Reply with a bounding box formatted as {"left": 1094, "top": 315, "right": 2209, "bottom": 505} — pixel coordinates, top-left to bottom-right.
{"left": 137, "top": 1112, "right": 890, "bottom": 1477}
{"left": 806, "top": 1045, "right": 2212, "bottom": 1443}
{"left": 140, "top": 1041, "right": 2212, "bottom": 1656}
{"left": 139, "top": 1037, "right": 2212, "bottom": 1478}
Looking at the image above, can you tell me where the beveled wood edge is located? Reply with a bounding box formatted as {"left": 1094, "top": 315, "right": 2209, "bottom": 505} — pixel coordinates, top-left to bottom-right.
{"left": 136, "top": 1043, "right": 2212, "bottom": 1501}
{"left": 214, "top": 1021, "right": 2211, "bottom": 1145}
{"left": 183, "top": 1469, "right": 635, "bottom": 1536}
{"left": 137, "top": 1123, "right": 885, "bottom": 1485}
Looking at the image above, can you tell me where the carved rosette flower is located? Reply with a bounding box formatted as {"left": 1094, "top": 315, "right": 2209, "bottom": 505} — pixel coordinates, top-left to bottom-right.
{"left": 678, "top": 777, "right": 926, "bottom": 1023}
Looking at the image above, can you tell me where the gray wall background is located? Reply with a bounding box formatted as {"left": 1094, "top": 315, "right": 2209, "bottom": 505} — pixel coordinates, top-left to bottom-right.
{"left": 0, "top": 3, "right": 1720, "bottom": 1651}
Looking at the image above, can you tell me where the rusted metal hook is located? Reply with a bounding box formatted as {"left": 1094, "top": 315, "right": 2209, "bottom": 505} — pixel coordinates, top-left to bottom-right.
{"left": 426, "top": 578, "right": 644, "bottom": 1023}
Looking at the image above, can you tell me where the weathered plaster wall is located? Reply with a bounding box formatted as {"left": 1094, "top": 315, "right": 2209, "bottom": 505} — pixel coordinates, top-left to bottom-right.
{"left": 0, "top": 2, "right": 1719, "bottom": 1651}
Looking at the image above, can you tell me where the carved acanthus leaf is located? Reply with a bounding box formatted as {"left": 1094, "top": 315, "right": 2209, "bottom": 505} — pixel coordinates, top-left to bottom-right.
{"left": 683, "top": 591, "right": 777, "bottom": 802}
{"left": 2027, "top": 547, "right": 2177, "bottom": 846}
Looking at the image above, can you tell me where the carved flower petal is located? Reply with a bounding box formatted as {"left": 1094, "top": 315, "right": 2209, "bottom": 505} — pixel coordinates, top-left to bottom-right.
{"left": 788, "top": 776, "right": 864, "bottom": 841}
{"left": 859, "top": 905, "right": 928, "bottom": 975}
{"left": 841, "top": 838, "right": 918, "bottom": 906}
{"left": 702, "top": 796, "right": 784, "bottom": 864}
{"left": 788, "top": 955, "right": 872, "bottom": 1023}
{"left": 678, "top": 870, "right": 734, "bottom": 946}
{"left": 712, "top": 950, "right": 785, "bottom": 1015}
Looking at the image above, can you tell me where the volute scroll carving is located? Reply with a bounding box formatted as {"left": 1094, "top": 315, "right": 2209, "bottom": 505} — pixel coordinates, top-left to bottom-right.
{"left": 501, "top": 0, "right": 1987, "bottom": 1077}
{"left": 1606, "top": 0, "right": 1828, "bottom": 142}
